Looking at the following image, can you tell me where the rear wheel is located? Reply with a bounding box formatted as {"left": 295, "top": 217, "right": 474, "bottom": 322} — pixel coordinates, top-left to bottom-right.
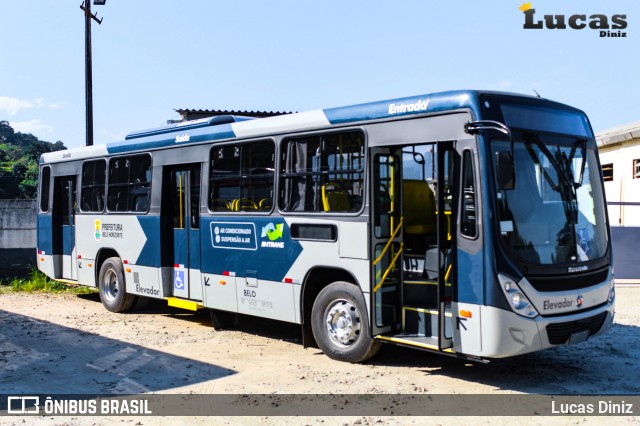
{"left": 98, "top": 257, "right": 135, "bottom": 313}
{"left": 311, "top": 281, "right": 381, "bottom": 363}
{"left": 209, "top": 309, "right": 238, "bottom": 330}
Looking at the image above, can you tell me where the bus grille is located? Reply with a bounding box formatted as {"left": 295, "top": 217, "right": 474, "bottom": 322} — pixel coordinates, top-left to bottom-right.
{"left": 526, "top": 267, "right": 609, "bottom": 292}
{"left": 546, "top": 312, "right": 607, "bottom": 345}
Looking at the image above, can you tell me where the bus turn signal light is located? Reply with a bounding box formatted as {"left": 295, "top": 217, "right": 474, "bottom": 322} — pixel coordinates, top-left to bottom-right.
{"left": 460, "top": 310, "right": 472, "bottom": 318}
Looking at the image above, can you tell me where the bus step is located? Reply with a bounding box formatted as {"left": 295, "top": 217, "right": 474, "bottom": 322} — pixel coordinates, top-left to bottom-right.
{"left": 403, "top": 280, "right": 437, "bottom": 306}
{"left": 166, "top": 297, "right": 204, "bottom": 311}
{"left": 402, "top": 306, "right": 438, "bottom": 336}
{"left": 376, "top": 334, "right": 453, "bottom": 353}
{"left": 54, "top": 278, "right": 79, "bottom": 285}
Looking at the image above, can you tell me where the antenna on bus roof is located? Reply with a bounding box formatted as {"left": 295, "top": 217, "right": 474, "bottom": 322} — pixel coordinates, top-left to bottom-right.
{"left": 533, "top": 89, "right": 541, "bottom": 98}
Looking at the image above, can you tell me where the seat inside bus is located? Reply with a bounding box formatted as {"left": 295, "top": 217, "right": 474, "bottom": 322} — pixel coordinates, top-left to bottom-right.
{"left": 322, "top": 182, "right": 351, "bottom": 212}
{"left": 402, "top": 179, "right": 437, "bottom": 252}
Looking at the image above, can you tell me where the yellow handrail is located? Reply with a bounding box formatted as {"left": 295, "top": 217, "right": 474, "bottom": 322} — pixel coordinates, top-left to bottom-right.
{"left": 372, "top": 217, "right": 404, "bottom": 266}
{"left": 372, "top": 243, "right": 403, "bottom": 293}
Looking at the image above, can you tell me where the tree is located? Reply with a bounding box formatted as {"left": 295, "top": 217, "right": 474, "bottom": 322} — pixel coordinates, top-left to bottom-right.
{"left": 0, "top": 121, "right": 66, "bottom": 199}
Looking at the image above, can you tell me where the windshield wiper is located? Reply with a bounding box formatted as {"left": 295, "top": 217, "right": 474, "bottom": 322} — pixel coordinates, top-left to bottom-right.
{"left": 526, "top": 134, "right": 582, "bottom": 260}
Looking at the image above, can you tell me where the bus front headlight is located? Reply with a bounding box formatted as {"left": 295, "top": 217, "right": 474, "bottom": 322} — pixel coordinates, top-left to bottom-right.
{"left": 498, "top": 274, "right": 539, "bottom": 318}
{"left": 608, "top": 276, "right": 615, "bottom": 304}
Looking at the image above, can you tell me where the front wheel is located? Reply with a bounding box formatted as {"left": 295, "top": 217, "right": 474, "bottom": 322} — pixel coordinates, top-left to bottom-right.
{"left": 98, "top": 257, "right": 135, "bottom": 313}
{"left": 311, "top": 281, "right": 381, "bottom": 363}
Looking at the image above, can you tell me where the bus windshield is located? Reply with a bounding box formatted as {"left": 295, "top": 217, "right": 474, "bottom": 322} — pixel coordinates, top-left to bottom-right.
{"left": 492, "top": 134, "right": 608, "bottom": 266}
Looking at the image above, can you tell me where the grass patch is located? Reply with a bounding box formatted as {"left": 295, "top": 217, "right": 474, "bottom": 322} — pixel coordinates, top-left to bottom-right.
{"left": 0, "top": 270, "right": 97, "bottom": 294}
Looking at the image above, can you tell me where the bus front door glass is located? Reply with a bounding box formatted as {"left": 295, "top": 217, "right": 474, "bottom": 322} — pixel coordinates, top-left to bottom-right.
{"left": 53, "top": 176, "right": 77, "bottom": 280}
{"left": 371, "top": 150, "right": 401, "bottom": 334}
{"left": 169, "top": 165, "right": 202, "bottom": 300}
{"left": 437, "top": 142, "right": 456, "bottom": 346}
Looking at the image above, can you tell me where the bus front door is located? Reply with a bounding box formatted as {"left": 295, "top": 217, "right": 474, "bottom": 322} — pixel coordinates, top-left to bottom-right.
{"left": 168, "top": 165, "right": 202, "bottom": 301}
{"left": 53, "top": 176, "right": 77, "bottom": 280}
{"left": 370, "top": 149, "right": 402, "bottom": 336}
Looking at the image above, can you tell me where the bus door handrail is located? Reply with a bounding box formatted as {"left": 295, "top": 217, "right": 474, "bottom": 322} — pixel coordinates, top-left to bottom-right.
{"left": 372, "top": 217, "right": 404, "bottom": 293}
{"left": 372, "top": 216, "right": 403, "bottom": 266}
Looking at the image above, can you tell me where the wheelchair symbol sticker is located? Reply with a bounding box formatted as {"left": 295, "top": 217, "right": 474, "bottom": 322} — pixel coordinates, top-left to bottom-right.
{"left": 174, "top": 269, "right": 185, "bottom": 290}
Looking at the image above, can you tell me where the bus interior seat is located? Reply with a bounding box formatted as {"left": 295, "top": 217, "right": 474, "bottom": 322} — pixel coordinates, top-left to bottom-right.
{"left": 322, "top": 182, "right": 351, "bottom": 212}
{"left": 232, "top": 198, "right": 258, "bottom": 211}
{"left": 134, "top": 196, "right": 149, "bottom": 212}
{"left": 259, "top": 198, "right": 272, "bottom": 211}
{"left": 402, "top": 179, "right": 437, "bottom": 251}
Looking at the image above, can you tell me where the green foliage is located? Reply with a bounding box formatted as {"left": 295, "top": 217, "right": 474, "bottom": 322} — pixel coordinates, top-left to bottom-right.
{"left": 0, "top": 270, "right": 97, "bottom": 294}
{"left": 0, "top": 120, "right": 67, "bottom": 199}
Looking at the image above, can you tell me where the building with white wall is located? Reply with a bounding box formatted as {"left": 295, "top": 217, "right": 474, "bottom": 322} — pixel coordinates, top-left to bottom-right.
{"left": 596, "top": 121, "right": 640, "bottom": 281}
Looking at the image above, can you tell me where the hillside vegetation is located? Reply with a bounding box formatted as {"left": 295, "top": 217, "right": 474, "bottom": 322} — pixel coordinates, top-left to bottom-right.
{"left": 0, "top": 121, "right": 66, "bottom": 199}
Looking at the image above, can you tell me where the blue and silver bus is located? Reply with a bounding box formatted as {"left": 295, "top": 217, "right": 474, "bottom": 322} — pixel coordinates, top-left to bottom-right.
{"left": 36, "top": 90, "right": 615, "bottom": 362}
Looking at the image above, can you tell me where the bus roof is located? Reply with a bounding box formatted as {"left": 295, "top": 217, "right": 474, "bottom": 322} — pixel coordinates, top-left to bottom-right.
{"left": 40, "top": 90, "right": 543, "bottom": 164}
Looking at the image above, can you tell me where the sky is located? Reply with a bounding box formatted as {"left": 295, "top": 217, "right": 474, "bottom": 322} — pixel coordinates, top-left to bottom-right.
{"left": 1, "top": 0, "right": 638, "bottom": 149}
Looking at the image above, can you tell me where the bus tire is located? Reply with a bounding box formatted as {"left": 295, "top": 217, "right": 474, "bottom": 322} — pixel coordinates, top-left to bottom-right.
{"left": 98, "top": 257, "right": 135, "bottom": 313}
{"left": 132, "top": 296, "right": 150, "bottom": 311}
{"left": 311, "top": 281, "right": 381, "bottom": 363}
{"left": 209, "top": 309, "right": 238, "bottom": 330}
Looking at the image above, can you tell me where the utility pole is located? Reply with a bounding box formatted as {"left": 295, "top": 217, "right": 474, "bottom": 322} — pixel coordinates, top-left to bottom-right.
{"left": 80, "top": 1, "right": 105, "bottom": 147}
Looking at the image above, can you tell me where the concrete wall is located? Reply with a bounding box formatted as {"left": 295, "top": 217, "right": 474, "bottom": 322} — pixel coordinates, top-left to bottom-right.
{"left": 0, "top": 199, "right": 37, "bottom": 278}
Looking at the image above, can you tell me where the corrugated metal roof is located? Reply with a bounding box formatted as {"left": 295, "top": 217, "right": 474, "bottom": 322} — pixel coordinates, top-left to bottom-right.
{"left": 596, "top": 120, "right": 640, "bottom": 147}
{"left": 174, "top": 108, "right": 294, "bottom": 121}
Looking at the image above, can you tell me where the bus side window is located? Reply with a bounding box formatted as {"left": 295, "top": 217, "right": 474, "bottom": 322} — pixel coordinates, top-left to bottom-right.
{"left": 40, "top": 166, "right": 51, "bottom": 212}
{"left": 81, "top": 160, "right": 106, "bottom": 212}
{"left": 209, "top": 141, "right": 274, "bottom": 212}
{"left": 280, "top": 131, "right": 364, "bottom": 213}
{"left": 107, "top": 154, "right": 151, "bottom": 212}
{"left": 460, "top": 150, "right": 477, "bottom": 238}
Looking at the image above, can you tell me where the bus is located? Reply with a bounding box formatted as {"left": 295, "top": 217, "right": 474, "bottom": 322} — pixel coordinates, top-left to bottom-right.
{"left": 36, "top": 90, "right": 615, "bottom": 363}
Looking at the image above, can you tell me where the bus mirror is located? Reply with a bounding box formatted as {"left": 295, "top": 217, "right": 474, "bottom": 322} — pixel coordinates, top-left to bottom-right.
{"left": 496, "top": 151, "right": 515, "bottom": 190}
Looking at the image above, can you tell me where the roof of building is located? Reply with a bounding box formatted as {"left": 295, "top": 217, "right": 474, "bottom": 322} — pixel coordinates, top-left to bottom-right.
{"left": 596, "top": 120, "right": 640, "bottom": 147}
{"left": 173, "top": 109, "right": 294, "bottom": 123}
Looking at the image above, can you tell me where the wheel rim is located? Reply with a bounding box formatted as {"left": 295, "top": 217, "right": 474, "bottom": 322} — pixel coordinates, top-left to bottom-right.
{"left": 324, "top": 299, "right": 361, "bottom": 347}
{"left": 102, "top": 268, "right": 119, "bottom": 302}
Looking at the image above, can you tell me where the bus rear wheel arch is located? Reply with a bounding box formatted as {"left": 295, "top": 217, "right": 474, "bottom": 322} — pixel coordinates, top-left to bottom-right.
{"left": 98, "top": 257, "right": 135, "bottom": 313}
{"left": 311, "top": 281, "right": 381, "bottom": 363}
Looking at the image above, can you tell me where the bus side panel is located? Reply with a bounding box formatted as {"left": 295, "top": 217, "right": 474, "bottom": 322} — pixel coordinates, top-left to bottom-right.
{"left": 202, "top": 273, "right": 238, "bottom": 313}
{"left": 36, "top": 213, "right": 55, "bottom": 279}
{"left": 200, "top": 216, "right": 303, "bottom": 322}
{"left": 236, "top": 278, "right": 297, "bottom": 323}
{"left": 74, "top": 214, "right": 164, "bottom": 296}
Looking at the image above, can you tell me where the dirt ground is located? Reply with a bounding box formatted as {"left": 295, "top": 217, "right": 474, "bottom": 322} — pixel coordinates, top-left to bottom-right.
{"left": 1, "top": 286, "right": 639, "bottom": 425}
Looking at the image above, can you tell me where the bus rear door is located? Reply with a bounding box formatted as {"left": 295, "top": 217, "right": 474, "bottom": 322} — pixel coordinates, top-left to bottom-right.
{"left": 167, "top": 165, "right": 202, "bottom": 301}
{"left": 53, "top": 175, "right": 77, "bottom": 280}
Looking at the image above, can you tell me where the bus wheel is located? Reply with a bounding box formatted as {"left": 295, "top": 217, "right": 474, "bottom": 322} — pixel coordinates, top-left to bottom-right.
{"left": 98, "top": 257, "right": 135, "bottom": 313}
{"left": 209, "top": 309, "right": 238, "bottom": 330}
{"left": 311, "top": 281, "right": 381, "bottom": 363}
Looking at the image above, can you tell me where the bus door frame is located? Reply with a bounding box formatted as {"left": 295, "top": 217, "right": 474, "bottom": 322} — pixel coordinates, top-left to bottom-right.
{"left": 370, "top": 147, "right": 402, "bottom": 336}
{"left": 166, "top": 164, "right": 202, "bottom": 301}
{"left": 53, "top": 175, "right": 77, "bottom": 280}
{"left": 436, "top": 140, "right": 458, "bottom": 349}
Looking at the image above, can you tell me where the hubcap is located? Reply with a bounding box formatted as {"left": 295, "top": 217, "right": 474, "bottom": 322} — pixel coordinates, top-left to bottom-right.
{"left": 102, "top": 269, "right": 119, "bottom": 302}
{"left": 325, "top": 299, "right": 361, "bottom": 347}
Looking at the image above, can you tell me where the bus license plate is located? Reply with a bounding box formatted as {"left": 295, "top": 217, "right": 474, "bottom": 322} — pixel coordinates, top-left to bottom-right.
{"left": 567, "top": 330, "right": 590, "bottom": 345}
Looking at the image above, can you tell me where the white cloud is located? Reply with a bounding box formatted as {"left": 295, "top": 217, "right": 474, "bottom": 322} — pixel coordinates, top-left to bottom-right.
{"left": 0, "top": 96, "right": 35, "bottom": 115}
{"left": 0, "top": 96, "right": 62, "bottom": 115}
{"left": 10, "top": 119, "right": 54, "bottom": 135}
